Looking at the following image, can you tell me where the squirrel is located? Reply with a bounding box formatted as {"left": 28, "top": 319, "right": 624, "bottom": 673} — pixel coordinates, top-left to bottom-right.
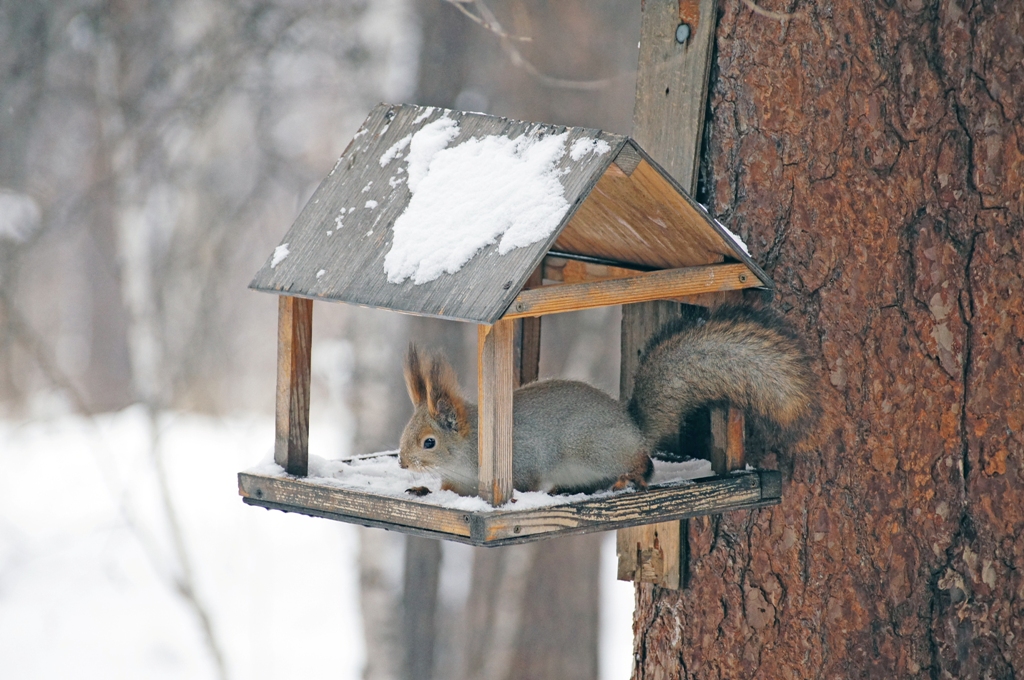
{"left": 398, "top": 305, "right": 817, "bottom": 497}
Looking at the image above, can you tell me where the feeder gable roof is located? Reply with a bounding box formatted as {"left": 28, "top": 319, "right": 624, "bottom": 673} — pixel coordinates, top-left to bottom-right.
{"left": 250, "top": 103, "right": 769, "bottom": 323}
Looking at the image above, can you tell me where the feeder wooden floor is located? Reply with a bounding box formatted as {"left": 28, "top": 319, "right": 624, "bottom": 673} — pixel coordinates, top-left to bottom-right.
{"left": 238, "top": 466, "right": 781, "bottom": 547}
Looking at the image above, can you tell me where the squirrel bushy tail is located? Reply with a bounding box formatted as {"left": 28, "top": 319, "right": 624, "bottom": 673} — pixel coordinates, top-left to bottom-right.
{"left": 628, "top": 305, "right": 817, "bottom": 451}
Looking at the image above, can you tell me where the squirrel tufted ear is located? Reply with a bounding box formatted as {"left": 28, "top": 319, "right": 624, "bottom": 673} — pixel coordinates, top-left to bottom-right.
{"left": 404, "top": 345, "right": 427, "bottom": 406}
{"left": 426, "top": 355, "right": 470, "bottom": 435}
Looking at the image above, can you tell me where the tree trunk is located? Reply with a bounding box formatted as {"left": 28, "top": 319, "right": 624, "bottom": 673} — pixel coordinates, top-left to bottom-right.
{"left": 632, "top": 0, "right": 1024, "bottom": 678}
{"left": 401, "top": 316, "right": 471, "bottom": 680}
{"left": 459, "top": 309, "right": 617, "bottom": 680}
{"left": 507, "top": 533, "right": 603, "bottom": 680}
{"left": 350, "top": 301, "right": 409, "bottom": 680}
{"left": 403, "top": 5, "right": 638, "bottom": 679}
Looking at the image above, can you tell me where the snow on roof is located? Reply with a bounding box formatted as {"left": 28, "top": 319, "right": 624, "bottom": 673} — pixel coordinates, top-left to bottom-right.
{"left": 383, "top": 114, "right": 611, "bottom": 285}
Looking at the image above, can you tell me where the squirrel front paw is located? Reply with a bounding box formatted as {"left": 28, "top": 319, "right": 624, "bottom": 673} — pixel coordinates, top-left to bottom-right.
{"left": 406, "top": 486, "right": 431, "bottom": 496}
{"left": 612, "top": 474, "right": 648, "bottom": 491}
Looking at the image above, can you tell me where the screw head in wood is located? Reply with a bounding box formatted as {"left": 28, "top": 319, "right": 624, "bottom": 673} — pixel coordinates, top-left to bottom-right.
{"left": 513, "top": 526, "right": 521, "bottom": 534}
{"left": 675, "top": 23, "right": 691, "bottom": 44}
{"left": 739, "top": 274, "right": 748, "bottom": 282}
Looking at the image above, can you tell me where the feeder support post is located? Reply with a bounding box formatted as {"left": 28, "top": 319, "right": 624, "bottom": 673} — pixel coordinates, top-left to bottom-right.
{"left": 275, "top": 295, "right": 313, "bottom": 476}
{"left": 478, "top": 319, "right": 516, "bottom": 506}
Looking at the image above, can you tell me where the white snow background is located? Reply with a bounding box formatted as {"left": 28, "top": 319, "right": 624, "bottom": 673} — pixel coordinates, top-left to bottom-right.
{"left": 0, "top": 408, "right": 636, "bottom": 680}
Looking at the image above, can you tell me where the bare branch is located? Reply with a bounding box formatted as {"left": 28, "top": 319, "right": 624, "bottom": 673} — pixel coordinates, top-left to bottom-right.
{"left": 442, "top": 0, "right": 532, "bottom": 42}
{"left": 740, "top": 0, "right": 806, "bottom": 21}
{"left": 146, "top": 405, "right": 229, "bottom": 680}
{"left": 0, "top": 295, "right": 94, "bottom": 416}
{"left": 1, "top": 292, "right": 229, "bottom": 680}
{"left": 471, "top": 0, "right": 617, "bottom": 92}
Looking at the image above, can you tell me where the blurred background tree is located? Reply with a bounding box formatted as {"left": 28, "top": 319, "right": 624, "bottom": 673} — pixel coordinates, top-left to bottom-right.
{"left": 0, "top": 2, "right": 639, "bottom": 679}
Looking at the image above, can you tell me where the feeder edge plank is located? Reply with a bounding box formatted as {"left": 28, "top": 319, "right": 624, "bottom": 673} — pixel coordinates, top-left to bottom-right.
{"left": 242, "top": 495, "right": 780, "bottom": 548}
{"left": 242, "top": 498, "right": 483, "bottom": 546}
{"left": 472, "top": 471, "right": 772, "bottom": 542}
{"left": 237, "top": 469, "right": 781, "bottom": 546}
{"left": 238, "top": 472, "right": 473, "bottom": 537}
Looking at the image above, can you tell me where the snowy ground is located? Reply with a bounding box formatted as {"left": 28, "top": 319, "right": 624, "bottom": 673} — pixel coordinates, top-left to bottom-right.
{"left": 0, "top": 408, "right": 634, "bottom": 680}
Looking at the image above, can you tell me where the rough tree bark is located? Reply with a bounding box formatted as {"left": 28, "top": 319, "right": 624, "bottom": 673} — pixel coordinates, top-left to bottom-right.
{"left": 632, "top": 0, "right": 1023, "bottom": 678}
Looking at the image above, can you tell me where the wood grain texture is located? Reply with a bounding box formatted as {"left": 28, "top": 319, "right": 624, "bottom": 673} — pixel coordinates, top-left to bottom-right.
{"left": 540, "top": 256, "right": 645, "bottom": 285}
{"left": 614, "top": 142, "right": 643, "bottom": 176}
{"left": 630, "top": 142, "right": 774, "bottom": 289}
{"left": 239, "top": 472, "right": 473, "bottom": 537}
{"left": 274, "top": 296, "right": 312, "bottom": 476}
{"left": 616, "top": 523, "right": 680, "bottom": 586}
{"left": 238, "top": 469, "right": 781, "bottom": 547}
{"left": 668, "top": 287, "right": 773, "bottom": 308}
{"left": 473, "top": 474, "right": 766, "bottom": 542}
{"left": 554, "top": 157, "right": 725, "bottom": 270}
{"left": 514, "top": 318, "right": 542, "bottom": 387}
{"left": 631, "top": 0, "right": 717, "bottom": 190}
{"left": 250, "top": 103, "right": 624, "bottom": 323}
{"left": 503, "top": 263, "right": 757, "bottom": 319}
{"left": 710, "top": 405, "right": 745, "bottom": 475}
{"left": 617, "top": 0, "right": 721, "bottom": 591}
{"left": 477, "top": 320, "right": 515, "bottom": 506}
{"left": 514, "top": 268, "right": 543, "bottom": 387}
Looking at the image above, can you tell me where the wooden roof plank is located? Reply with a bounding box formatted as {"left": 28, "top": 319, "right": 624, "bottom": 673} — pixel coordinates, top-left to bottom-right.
{"left": 554, "top": 159, "right": 727, "bottom": 269}
{"left": 250, "top": 103, "right": 625, "bottom": 323}
{"left": 630, "top": 142, "right": 774, "bottom": 289}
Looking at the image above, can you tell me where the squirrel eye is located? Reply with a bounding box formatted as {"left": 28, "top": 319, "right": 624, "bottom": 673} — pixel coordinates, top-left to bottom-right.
{"left": 423, "top": 437, "right": 436, "bottom": 450}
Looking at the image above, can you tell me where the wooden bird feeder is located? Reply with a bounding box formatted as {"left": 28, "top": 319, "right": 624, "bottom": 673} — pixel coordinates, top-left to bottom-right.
{"left": 238, "top": 103, "right": 782, "bottom": 547}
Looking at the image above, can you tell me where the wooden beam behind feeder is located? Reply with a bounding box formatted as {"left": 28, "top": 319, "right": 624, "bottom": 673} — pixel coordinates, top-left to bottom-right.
{"left": 244, "top": 101, "right": 778, "bottom": 530}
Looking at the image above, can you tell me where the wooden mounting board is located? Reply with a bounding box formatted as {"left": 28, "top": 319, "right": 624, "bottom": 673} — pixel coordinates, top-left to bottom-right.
{"left": 238, "top": 469, "right": 782, "bottom": 547}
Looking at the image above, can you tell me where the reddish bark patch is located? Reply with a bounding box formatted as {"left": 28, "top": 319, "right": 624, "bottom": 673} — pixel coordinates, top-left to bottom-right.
{"left": 633, "top": 1, "right": 1024, "bottom": 677}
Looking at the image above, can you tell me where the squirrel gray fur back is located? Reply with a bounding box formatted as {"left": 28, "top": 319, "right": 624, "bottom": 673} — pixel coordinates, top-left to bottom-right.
{"left": 628, "top": 305, "right": 817, "bottom": 451}
{"left": 510, "top": 380, "right": 650, "bottom": 494}
{"left": 400, "top": 305, "right": 816, "bottom": 497}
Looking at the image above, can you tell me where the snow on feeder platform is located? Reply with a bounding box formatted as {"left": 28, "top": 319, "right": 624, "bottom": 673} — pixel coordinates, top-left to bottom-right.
{"left": 240, "top": 103, "right": 780, "bottom": 545}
